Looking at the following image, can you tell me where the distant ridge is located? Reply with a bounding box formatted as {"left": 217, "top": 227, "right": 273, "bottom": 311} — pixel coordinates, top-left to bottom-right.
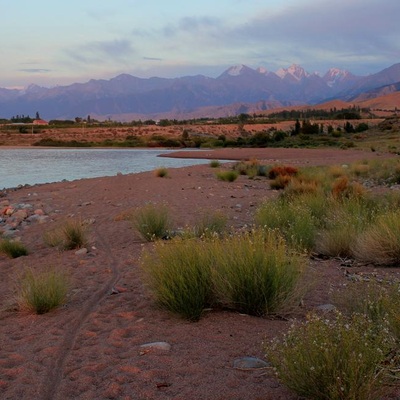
{"left": 1, "top": 63, "right": 400, "bottom": 121}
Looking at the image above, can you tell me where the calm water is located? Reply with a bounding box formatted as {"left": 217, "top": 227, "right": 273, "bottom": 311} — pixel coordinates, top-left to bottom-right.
{"left": 0, "top": 148, "right": 210, "bottom": 189}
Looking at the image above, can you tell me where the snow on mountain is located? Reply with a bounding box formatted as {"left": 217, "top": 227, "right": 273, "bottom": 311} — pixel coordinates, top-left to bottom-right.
{"left": 323, "top": 68, "right": 353, "bottom": 87}
{"left": 226, "top": 64, "right": 247, "bottom": 76}
{"left": 276, "top": 64, "right": 309, "bottom": 81}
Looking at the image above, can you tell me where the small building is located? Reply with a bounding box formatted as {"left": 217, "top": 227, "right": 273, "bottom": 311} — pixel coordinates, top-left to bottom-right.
{"left": 32, "top": 119, "right": 49, "bottom": 125}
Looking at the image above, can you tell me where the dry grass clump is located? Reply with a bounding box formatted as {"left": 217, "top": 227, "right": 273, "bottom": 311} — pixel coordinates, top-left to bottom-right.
{"left": 315, "top": 196, "right": 378, "bottom": 258}
{"left": 209, "top": 160, "right": 221, "bottom": 168}
{"left": 44, "top": 219, "right": 88, "bottom": 250}
{"left": 191, "top": 210, "right": 228, "bottom": 238}
{"left": 16, "top": 266, "right": 69, "bottom": 314}
{"left": 141, "top": 238, "right": 213, "bottom": 321}
{"left": 132, "top": 203, "right": 172, "bottom": 241}
{"left": 154, "top": 167, "right": 169, "bottom": 178}
{"left": 353, "top": 210, "right": 400, "bottom": 265}
{"left": 256, "top": 193, "right": 326, "bottom": 252}
{"left": 265, "top": 311, "right": 398, "bottom": 400}
{"left": 331, "top": 175, "right": 366, "bottom": 199}
{"left": 141, "top": 229, "right": 306, "bottom": 320}
{"left": 216, "top": 170, "right": 239, "bottom": 182}
{"left": 268, "top": 165, "right": 298, "bottom": 179}
{"left": 0, "top": 239, "right": 28, "bottom": 258}
{"left": 211, "top": 230, "right": 306, "bottom": 316}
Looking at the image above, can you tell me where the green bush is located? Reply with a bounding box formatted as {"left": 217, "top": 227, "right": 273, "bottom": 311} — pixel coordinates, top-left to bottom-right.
{"left": 16, "top": 266, "right": 69, "bottom": 314}
{"left": 141, "top": 238, "right": 213, "bottom": 321}
{"left": 216, "top": 170, "right": 239, "bottom": 182}
{"left": 266, "top": 311, "right": 398, "bottom": 400}
{"left": 132, "top": 203, "right": 171, "bottom": 241}
{"left": 0, "top": 239, "right": 28, "bottom": 258}
{"left": 211, "top": 230, "right": 306, "bottom": 316}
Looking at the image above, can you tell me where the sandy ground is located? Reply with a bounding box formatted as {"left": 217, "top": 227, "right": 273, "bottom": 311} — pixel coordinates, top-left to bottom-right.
{"left": 1, "top": 147, "right": 400, "bottom": 400}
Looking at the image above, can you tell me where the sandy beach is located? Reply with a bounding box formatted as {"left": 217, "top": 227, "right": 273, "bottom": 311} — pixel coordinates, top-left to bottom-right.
{"left": 1, "top": 146, "right": 399, "bottom": 399}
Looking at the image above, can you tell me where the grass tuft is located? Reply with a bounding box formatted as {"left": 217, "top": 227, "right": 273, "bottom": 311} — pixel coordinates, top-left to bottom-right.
{"left": 354, "top": 210, "right": 400, "bottom": 265}
{"left": 16, "top": 266, "right": 69, "bottom": 314}
{"left": 209, "top": 160, "right": 221, "bottom": 168}
{"left": 44, "top": 219, "right": 88, "bottom": 250}
{"left": 154, "top": 167, "right": 169, "bottom": 178}
{"left": 132, "top": 203, "right": 171, "bottom": 241}
{"left": 216, "top": 170, "right": 239, "bottom": 182}
{"left": 141, "top": 238, "right": 213, "bottom": 321}
{"left": 0, "top": 239, "right": 28, "bottom": 258}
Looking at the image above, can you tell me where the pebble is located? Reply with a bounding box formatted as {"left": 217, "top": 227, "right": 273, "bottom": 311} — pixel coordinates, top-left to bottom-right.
{"left": 140, "top": 342, "right": 172, "bottom": 352}
{"left": 75, "top": 248, "right": 88, "bottom": 256}
{"left": 233, "top": 357, "right": 270, "bottom": 370}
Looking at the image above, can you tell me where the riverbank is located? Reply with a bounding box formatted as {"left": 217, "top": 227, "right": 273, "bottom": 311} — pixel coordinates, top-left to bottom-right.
{"left": 1, "top": 147, "right": 399, "bottom": 399}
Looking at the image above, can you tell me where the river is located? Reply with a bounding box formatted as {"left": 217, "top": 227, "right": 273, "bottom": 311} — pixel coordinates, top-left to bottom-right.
{"left": 0, "top": 148, "right": 210, "bottom": 189}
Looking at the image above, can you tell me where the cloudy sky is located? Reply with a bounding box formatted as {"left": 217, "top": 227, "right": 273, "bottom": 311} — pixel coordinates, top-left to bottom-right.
{"left": 2, "top": 0, "right": 399, "bottom": 88}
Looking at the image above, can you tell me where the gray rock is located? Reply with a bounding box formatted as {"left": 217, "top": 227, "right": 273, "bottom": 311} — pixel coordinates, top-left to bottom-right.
{"left": 75, "top": 248, "right": 88, "bottom": 256}
{"left": 316, "top": 304, "right": 336, "bottom": 312}
{"left": 140, "top": 342, "right": 171, "bottom": 351}
{"left": 233, "top": 357, "right": 270, "bottom": 370}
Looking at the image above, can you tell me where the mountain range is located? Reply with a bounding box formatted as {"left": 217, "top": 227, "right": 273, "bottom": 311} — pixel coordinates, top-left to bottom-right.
{"left": 1, "top": 63, "right": 400, "bottom": 121}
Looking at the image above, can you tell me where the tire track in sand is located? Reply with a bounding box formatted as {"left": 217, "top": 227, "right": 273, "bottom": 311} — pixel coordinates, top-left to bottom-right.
{"left": 41, "top": 194, "right": 123, "bottom": 400}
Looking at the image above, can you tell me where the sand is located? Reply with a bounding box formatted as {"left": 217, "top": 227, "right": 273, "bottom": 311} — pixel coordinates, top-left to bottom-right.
{"left": 1, "top": 147, "right": 399, "bottom": 399}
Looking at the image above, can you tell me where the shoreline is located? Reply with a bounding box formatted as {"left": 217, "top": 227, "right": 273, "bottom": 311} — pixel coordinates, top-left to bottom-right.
{"left": 0, "top": 146, "right": 394, "bottom": 192}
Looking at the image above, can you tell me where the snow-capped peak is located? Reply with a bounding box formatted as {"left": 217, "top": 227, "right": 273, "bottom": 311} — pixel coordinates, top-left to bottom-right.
{"left": 226, "top": 64, "right": 247, "bottom": 76}
{"left": 276, "top": 64, "right": 309, "bottom": 81}
{"left": 323, "top": 68, "right": 351, "bottom": 87}
{"left": 257, "top": 67, "right": 269, "bottom": 75}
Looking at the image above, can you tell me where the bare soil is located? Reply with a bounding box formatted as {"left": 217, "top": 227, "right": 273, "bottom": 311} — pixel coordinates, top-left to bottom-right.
{"left": 1, "top": 147, "right": 400, "bottom": 399}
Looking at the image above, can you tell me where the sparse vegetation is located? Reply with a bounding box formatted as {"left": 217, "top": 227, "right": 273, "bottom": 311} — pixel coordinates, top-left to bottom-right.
{"left": 209, "top": 160, "right": 221, "bottom": 168}
{"left": 141, "top": 238, "right": 213, "bottom": 321}
{"left": 44, "top": 219, "right": 88, "bottom": 250}
{"left": 141, "top": 229, "right": 306, "bottom": 320}
{"left": 16, "top": 266, "right": 69, "bottom": 314}
{"left": 0, "top": 239, "right": 28, "bottom": 258}
{"left": 154, "top": 167, "right": 169, "bottom": 178}
{"left": 266, "top": 311, "right": 398, "bottom": 400}
{"left": 132, "top": 203, "right": 171, "bottom": 241}
{"left": 216, "top": 170, "right": 239, "bottom": 182}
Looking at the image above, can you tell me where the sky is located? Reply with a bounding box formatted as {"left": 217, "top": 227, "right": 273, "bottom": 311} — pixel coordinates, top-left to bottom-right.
{"left": 1, "top": 0, "right": 399, "bottom": 88}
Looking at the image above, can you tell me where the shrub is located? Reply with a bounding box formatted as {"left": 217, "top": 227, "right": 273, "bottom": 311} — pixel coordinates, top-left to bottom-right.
{"left": 211, "top": 230, "right": 306, "bottom": 316}
{"left": 0, "top": 239, "right": 28, "bottom": 258}
{"left": 216, "top": 170, "right": 239, "bottom": 182}
{"left": 154, "top": 167, "right": 168, "bottom": 178}
{"left": 331, "top": 176, "right": 366, "bottom": 199}
{"left": 16, "top": 266, "right": 69, "bottom": 314}
{"left": 332, "top": 280, "right": 400, "bottom": 340}
{"left": 354, "top": 210, "right": 400, "bottom": 265}
{"left": 268, "top": 165, "right": 298, "bottom": 179}
{"left": 132, "top": 203, "right": 171, "bottom": 241}
{"left": 266, "top": 311, "right": 398, "bottom": 400}
{"left": 141, "top": 238, "right": 213, "bottom": 321}
{"left": 269, "top": 174, "right": 292, "bottom": 190}
{"left": 209, "top": 160, "right": 221, "bottom": 168}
